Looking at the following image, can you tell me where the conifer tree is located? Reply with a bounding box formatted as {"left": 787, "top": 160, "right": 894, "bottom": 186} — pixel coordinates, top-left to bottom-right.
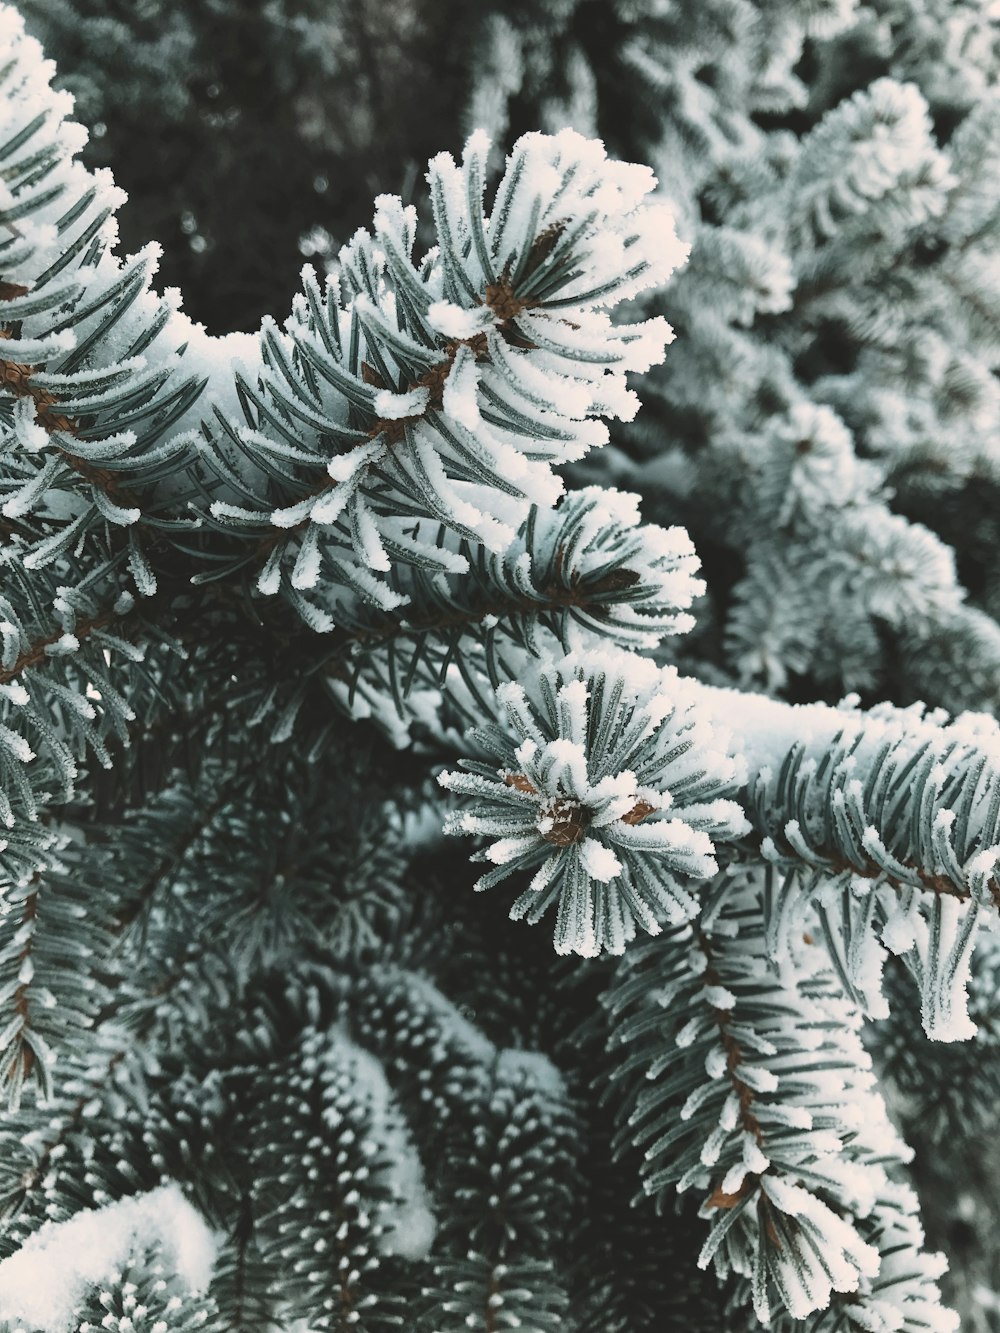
{"left": 0, "top": 4, "right": 998, "bottom": 1331}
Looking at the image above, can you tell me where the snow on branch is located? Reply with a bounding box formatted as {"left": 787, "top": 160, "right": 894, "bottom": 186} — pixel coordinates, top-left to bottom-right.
{"left": 0, "top": 1184, "right": 217, "bottom": 1331}
{"left": 789, "top": 77, "right": 952, "bottom": 255}
{"left": 695, "top": 683, "right": 1000, "bottom": 1040}
{"left": 0, "top": 7, "right": 248, "bottom": 904}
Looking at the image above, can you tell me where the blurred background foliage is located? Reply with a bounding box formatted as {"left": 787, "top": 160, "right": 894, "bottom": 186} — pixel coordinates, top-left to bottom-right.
{"left": 18, "top": 0, "right": 478, "bottom": 332}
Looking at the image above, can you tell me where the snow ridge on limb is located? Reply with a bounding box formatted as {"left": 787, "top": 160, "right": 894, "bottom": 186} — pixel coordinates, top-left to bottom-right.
{"left": 693, "top": 684, "right": 1000, "bottom": 1041}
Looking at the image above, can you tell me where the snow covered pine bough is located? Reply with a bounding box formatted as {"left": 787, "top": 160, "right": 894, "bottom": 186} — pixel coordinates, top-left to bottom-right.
{"left": 0, "top": 7, "right": 997, "bottom": 1331}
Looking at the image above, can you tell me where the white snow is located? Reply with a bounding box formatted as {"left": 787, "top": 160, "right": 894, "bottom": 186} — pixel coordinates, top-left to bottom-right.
{"left": 321, "top": 1032, "right": 436, "bottom": 1261}
{"left": 373, "top": 386, "right": 430, "bottom": 420}
{"left": 427, "top": 300, "right": 494, "bottom": 339}
{"left": 690, "top": 683, "right": 851, "bottom": 775}
{"left": 578, "top": 837, "right": 622, "bottom": 881}
{"left": 497, "top": 1048, "right": 567, "bottom": 1100}
{"left": 0, "top": 1185, "right": 217, "bottom": 1331}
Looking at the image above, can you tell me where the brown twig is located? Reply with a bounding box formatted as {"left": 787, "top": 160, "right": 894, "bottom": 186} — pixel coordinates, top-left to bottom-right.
{"left": 0, "top": 325, "right": 141, "bottom": 507}
{"left": 0, "top": 608, "right": 119, "bottom": 688}
{"left": 697, "top": 930, "right": 765, "bottom": 1212}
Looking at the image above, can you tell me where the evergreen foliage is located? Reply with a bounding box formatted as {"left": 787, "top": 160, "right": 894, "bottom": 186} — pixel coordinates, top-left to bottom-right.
{"left": 0, "top": 3, "right": 999, "bottom": 1331}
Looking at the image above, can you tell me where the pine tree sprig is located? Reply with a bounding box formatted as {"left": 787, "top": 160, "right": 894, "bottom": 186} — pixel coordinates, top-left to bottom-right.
{"left": 440, "top": 650, "right": 748, "bottom": 956}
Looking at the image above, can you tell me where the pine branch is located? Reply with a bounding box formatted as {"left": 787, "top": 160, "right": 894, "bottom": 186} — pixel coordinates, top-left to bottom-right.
{"left": 0, "top": 554, "right": 170, "bottom": 883}
{"left": 693, "top": 683, "right": 1000, "bottom": 1038}
{"left": 606, "top": 869, "right": 957, "bottom": 1329}
{"left": 316, "top": 486, "right": 703, "bottom": 724}
{"left": 0, "top": 17, "right": 214, "bottom": 568}
{"left": 440, "top": 650, "right": 747, "bottom": 956}
{"left": 200, "top": 129, "right": 686, "bottom": 628}
{"left": 11, "top": 1044, "right": 126, "bottom": 1206}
